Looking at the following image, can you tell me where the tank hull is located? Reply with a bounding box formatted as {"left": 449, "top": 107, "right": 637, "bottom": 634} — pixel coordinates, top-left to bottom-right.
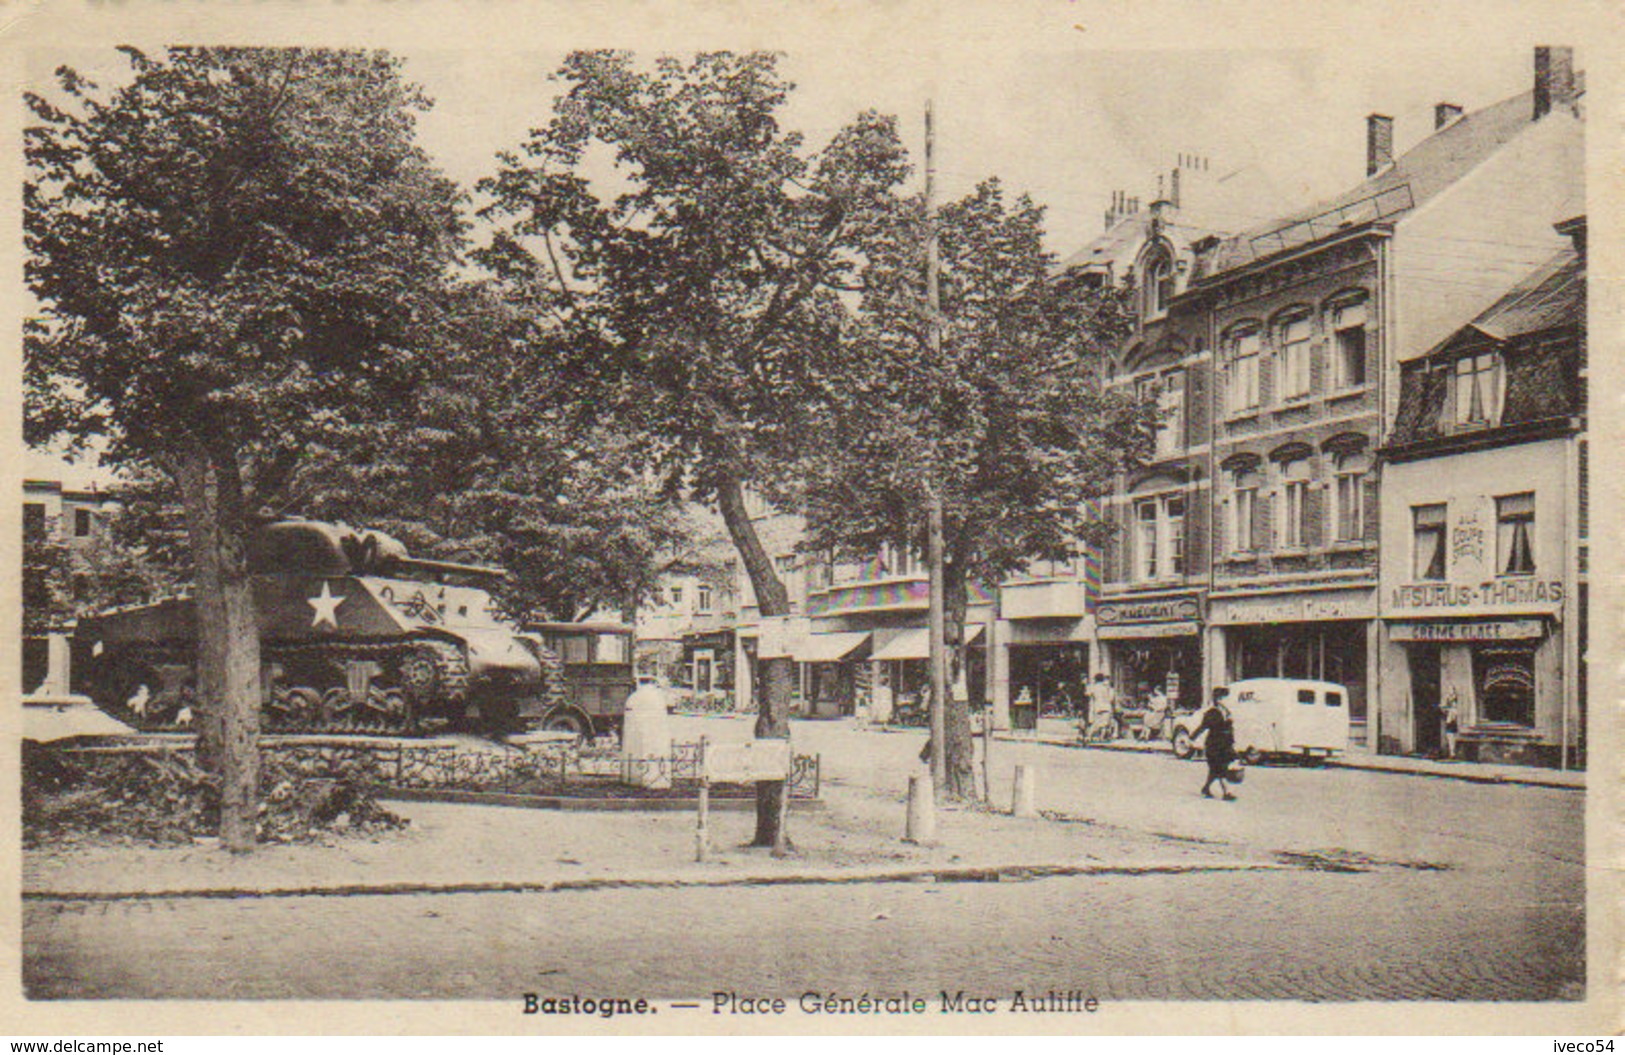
{"left": 75, "top": 573, "right": 550, "bottom": 734}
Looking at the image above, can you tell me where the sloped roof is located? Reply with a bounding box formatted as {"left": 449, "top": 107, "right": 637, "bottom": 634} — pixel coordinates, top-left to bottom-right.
{"left": 1205, "top": 91, "right": 1540, "bottom": 277}
{"left": 1054, "top": 211, "right": 1152, "bottom": 274}
{"left": 1467, "top": 243, "right": 1583, "bottom": 341}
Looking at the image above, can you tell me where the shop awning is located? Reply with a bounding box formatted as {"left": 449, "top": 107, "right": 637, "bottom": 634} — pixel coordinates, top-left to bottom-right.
{"left": 1096, "top": 621, "right": 1201, "bottom": 640}
{"left": 873, "top": 624, "right": 986, "bottom": 661}
{"left": 795, "top": 631, "right": 871, "bottom": 664}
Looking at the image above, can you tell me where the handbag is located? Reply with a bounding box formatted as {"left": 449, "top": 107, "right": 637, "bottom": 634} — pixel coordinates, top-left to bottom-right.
{"left": 1225, "top": 761, "right": 1246, "bottom": 784}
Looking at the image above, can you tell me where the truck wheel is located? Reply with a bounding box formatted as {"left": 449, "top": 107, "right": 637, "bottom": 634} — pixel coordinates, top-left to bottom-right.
{"left": 544, "top": 709, "right": 592, "bottom": 740}
{"left": 1172, "top": 727, "right": 1195, "bottom": 760}
{"left": 1243, "top": 746, "right": 1263, "bottom": 765}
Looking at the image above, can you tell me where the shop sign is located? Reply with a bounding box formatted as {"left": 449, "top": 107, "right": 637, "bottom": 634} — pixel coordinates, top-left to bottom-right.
{"left": 1390, "top": 620, "right": 1544, "bottom": 643}
{"left": 1097, "top": 595, "right": 1201, "bottom": 625}
{"left": 1209, "top": 591, "right": 1374, "bottom": 625}
{"left": 1390, "top": 580, "right": 1564, "bottom": 611}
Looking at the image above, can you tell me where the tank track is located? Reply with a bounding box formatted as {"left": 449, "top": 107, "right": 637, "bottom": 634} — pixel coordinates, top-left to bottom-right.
{"left": 86, "top": 637, "right": 476, "bottom": 736}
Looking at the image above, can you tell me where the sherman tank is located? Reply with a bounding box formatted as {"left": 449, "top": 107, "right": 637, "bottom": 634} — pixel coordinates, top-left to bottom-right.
{"left": 72, "top": 519, "right": 565, "bottom": 735}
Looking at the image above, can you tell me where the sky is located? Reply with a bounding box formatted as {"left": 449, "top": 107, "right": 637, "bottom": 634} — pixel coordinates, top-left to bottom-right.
{"left": 400, "top": 45, "right": 1537, "bottom": 257}
{"left": 18, "top": 33, "right": 1561, "bottom": 484}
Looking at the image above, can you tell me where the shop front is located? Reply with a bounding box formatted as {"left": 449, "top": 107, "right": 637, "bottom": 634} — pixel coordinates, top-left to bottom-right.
{"left": 1208, "top": 586, "right": 1376, "bottom": 749}
{"left": 1382, "top": 582, "right": 1568, "bottom": 766}
{"left": 1007, "top": 639, "right": 1090, "bottom": 729}
{"left": 1095, "top": 593, "right": 1203, "bottom": 714}
{"left": 870, "top": 625, "right": 988, "bottom": 724}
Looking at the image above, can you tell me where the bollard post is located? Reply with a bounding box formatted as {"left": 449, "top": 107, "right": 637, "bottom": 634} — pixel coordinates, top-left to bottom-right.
{"left": 1011, "top": 763, "right": 1037, "bottom": 818}
{"left": 904, "top": 772, "right": 936, "bottom": 844}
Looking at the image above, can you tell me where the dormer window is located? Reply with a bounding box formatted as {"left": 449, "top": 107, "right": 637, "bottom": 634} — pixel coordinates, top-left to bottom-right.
{"left": 1145, "top": 250, "right": 1175, "bottom": 320}
{"left": 1453, "top": 352, "right": 1503, "bottom": 428}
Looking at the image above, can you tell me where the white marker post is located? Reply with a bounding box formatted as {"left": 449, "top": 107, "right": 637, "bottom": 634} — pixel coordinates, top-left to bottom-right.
{"left": 904, "top": 772, "right": 936, "bottom": 844}
{"left": 1011, "top": 764, "right": 1037, "bottom": 818}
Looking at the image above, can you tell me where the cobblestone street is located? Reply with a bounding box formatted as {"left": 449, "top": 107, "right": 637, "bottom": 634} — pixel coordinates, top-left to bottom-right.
{"left": 23, "top": 720, "right": 1586, "bottom": 1002}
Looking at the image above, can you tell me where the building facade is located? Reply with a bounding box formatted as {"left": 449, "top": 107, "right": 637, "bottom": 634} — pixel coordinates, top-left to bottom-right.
{"left": 1377, "top": 220, "right": 1585, "bottom": 766}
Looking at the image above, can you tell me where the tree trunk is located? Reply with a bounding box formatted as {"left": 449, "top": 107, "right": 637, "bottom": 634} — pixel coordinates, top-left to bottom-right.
{"left": 715, "top": 474, "right": 793, "bottom": 851}
{"left": 174, "top": 446, "right": 262, "bottom": 853}
{"left": 941, "top": 544, "right": 978, "bottom": 801}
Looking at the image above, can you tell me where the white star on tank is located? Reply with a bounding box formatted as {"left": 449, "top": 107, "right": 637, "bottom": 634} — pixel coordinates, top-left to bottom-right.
{"left": 308, "top": 582, "right": 345, "bottom": 630}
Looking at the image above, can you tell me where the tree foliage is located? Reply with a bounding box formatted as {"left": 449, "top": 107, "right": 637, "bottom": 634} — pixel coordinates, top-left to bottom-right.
{"left": 290, "top": 284, "right": 695, "bottom": 623}
{"left": 478, "top": 50, "right": 910, "bottom": 844}
{"left": 26, "top": 46, "right": 465, "bottom": 849}
{"left": 793, "top": 179, "right": 1152, "bottom": 796}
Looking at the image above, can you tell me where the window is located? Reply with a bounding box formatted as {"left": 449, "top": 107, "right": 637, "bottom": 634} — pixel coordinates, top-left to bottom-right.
{"left": 73, "top": 508, "right": 93, "bottom": 538}
{"left": 1134, "top": 499, "right": 1160, "bottom": 581}
{"left": 1230, "top": 469, "right": 1259, "bottom": 553}
{"left": 1453, "top": 352, "right": 1503, "bottom": 427}
{"left": 696, "top": 583, "right": 714, "bottom": 613}
{"left": 1474, "top": 643, "right": 1536, "bottom": 725}
{"left": 1333, "top": 454, "right": 1364, "bottom": 542}
{"left": 1157, "top": 370, "right": 1185, "bottom": 456}
{"left": 1134, "top": 494, "right": 1185, "bottom": 581}
{"left": 1137, "top": 371, "right": 1184, "bottom": 456}
{"left": 1330, "top": 297, "right": 1368, "bottom": 389}
{"left": 670, "top": 586, "right": 684, "bottom": 605}
{"left": 1278, "top": 459, "right": 1311, "bottom": 549}
{"left": 1496, "top": 492, "right": 1535, "bottom": 576}
{"left": 24, "top": 503, "right": 45, "bottom": 539}
{"left": 1145, "top": 252, "right": 1174, "bottom": 319}
{"left": 1276, "top": 312, "right": 1312, "bottom": 401}
{"left": 1413, "top": 504, "right": 1447, "bottom": 580}
{"left": 1226, "top": 325, "right": 1261, "bottom": 415}
{"left": 1166, "top": 495, "right": 1186, "bottom": 576}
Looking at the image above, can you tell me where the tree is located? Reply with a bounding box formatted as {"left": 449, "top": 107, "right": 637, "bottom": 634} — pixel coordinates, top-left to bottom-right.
{"left": 478, "top": 50, "right": 908, "bottom": 847}
{"left": 290, "top": 283, "right": 698, "bottom": 624}
{"left": 26, "top": 47, "right": 465, "bottom": 850}
{"left": 794, "top": 180, "right": 1151, "bottom": 799}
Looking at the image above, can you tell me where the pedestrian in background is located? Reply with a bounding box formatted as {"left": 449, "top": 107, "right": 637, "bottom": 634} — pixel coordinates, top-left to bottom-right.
{"left": 1441, "top": 692, "right": 1461, "bottom": 761}
{"left": 1200, "top": 686, "right": 1238, "bottom": 801}
{"left": 1085, "top": 673, "right": 1117, "bottom": 742}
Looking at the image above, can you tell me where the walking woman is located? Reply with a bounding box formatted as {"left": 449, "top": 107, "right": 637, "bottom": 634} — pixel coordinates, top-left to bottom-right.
{"left": 1200, "top": 687, "right": 1238, "bottom": 801}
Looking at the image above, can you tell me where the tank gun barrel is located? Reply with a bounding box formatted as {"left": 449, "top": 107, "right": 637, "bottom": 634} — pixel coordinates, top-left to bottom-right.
{"left": 388, "top": 556, "right": 509, "bottom": 582}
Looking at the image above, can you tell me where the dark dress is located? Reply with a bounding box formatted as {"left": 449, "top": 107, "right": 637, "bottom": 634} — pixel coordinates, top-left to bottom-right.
{"left": 1199, "top": 706, "right": 1236, "bottom": 779}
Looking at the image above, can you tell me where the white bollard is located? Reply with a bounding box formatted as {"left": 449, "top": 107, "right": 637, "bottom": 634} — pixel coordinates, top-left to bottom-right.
{"left": 1011, "top": 763, "right": 1038, "bottom": 818}
{"left": 621, "top": 681, "right": 673, "bottom": 789}
{"left": 904, "top": 773, "right": 936, "bottom": 844}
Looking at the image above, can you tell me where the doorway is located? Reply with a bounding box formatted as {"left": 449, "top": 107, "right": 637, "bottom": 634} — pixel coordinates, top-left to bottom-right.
{"left": 1409, "top": 645, "right": 1442, "bottom": 756}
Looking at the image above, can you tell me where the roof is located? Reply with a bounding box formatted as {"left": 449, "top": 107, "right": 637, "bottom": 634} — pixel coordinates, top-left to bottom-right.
{"left": 1466, "top": 244, "right": 1584, "bottom": 341}
{"left": 1055, "top": 211, "right": 1152, "bottom": 274}
{"left": 1205, "top": 91, "right": 1540, "bottom": 277}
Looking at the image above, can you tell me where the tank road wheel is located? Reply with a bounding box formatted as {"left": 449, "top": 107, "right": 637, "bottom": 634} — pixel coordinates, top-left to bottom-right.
{"left": 365, "top": 687, "right": 413, "bottom": 734}
{"left": 267, "top": 685, "right": 323, "bottom": 732}
{"left": 321, "top": 686, "right": 359, "bottom": 731}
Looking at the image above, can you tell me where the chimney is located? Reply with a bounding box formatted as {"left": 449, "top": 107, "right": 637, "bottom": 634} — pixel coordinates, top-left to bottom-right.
{"left": 1434, "top": 102, "right": 1463, "bottom": 129}
{"left": 1366, "top": 113, "right": 1394, "bottom": 176}
{"left": 1534, "top": 46, "right": 1577, "bottom": 120}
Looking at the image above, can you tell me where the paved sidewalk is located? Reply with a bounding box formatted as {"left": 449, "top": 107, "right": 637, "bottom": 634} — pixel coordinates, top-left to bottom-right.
{"left": 23, "top": 780, "right": 1267, "bottom": 900}
{"left": 991, "top": 729, "right": 1586, "bottom": 790}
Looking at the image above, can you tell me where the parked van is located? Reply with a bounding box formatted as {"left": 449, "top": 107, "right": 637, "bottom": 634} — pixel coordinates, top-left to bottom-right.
{"left": 1171, "top": 678, "right": 1350, "bottom": 763}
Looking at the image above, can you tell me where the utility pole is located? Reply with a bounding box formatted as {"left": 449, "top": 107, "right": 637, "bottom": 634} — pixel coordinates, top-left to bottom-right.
{"left": 924, "top": 98, "right": 948, "bottom": 794}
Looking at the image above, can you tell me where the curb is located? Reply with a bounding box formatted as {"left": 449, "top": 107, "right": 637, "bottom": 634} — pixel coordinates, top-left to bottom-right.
{"left": 993, "top": 733, "right": 1585, "bottom": 790}
{"left": 1323, "top": 759, "right": 1585, "bottom": 791}
{"left": 375, "top": 786, "right": 826, "bottom": 812}
{"left": 22, "top": 860, "right": 1292, "bottom": 903}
